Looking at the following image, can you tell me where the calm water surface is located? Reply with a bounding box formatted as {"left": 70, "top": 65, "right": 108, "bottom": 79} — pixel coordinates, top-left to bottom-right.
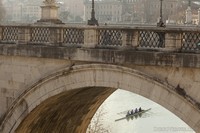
{"left": 88, "top": 89, "right": 195, "bottom": 133}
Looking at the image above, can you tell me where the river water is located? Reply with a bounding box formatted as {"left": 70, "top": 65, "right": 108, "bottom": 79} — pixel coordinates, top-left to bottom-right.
{"left": 87, "top": 89, "right": 195, "bottom": 133}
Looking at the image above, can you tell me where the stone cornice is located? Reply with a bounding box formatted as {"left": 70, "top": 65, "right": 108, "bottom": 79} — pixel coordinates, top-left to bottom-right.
{"left": 0, "top": 44, "right": 199, "bottom": 68}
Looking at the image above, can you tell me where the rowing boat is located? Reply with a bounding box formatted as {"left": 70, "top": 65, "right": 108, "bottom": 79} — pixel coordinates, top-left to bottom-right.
{"left": 115, "top": 108, "right": 151, "bottom": 122}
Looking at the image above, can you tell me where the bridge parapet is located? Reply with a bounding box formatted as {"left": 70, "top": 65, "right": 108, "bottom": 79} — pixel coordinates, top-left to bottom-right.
{"left": 0, "top": 24, "right": 200, "bottom": 52}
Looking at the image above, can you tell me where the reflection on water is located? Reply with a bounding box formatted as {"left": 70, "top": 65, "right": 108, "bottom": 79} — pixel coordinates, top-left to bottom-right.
{"left": 87, "top": 89, "right": 195, "bottom": 133}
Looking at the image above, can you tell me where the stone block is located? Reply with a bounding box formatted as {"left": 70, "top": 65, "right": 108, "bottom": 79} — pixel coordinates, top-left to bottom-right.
{"left": 139, "top": 79, "right": 155, "bottom": 97}
{"left": 84, "top": 29, "right": 98, "bottom": 48}
{"left": 165, "top": 32, "right": 182, "bottom": 50}
{"left": 12, "top": 73, "right": 25, "bottom": 83}
{"left": 149, "top": 85, "right": 164, "bottom": 101}
{"left": 2, "top": 121, "right": 12, "bottom": 133}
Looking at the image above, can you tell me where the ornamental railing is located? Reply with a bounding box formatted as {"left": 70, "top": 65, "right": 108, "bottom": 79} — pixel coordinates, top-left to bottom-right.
{"left": 138, "top": 31, "right": 165, "bottom": 48}
{"left": 2, "top": 26, "right": 19, "bottom": 43}
{"left": 97, "top": 29, "right": 123, "bottom": 47}
{"left": 182, "top": 32, "right": 200, "bottom": 51}
{"left": 0, "top": 24, "right": 200, "bottom": 52}
{"left": 63, "top": 28, "right": 84, "bottom": 46}
{"left": 30, "top": 27, "right": 50, "bottom": 43}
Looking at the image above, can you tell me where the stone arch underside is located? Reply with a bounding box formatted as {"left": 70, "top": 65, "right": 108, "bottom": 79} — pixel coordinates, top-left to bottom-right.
{"left": 16, "top": 87, "right": 116, "bottom": 133}
{"left": 1, "top": 64, "right": 200, "bottom": 133}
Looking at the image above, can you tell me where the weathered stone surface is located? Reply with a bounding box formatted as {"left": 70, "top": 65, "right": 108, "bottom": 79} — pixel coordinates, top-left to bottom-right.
{"left": 0, "top": 44, "right": 200, "bottom": 68}
{"left": 1, "top": 64, "right": 200, "bottom": 133}
{"left": 0, "top": 44, "right": 200, "bottom": 132}
{"left": 15, "top": 87, "right": 115, "bottom": 133}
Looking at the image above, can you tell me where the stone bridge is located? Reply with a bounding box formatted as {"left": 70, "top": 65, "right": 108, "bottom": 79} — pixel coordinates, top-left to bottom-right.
{"left": 0, "top": 24, "right": 200, "bottom": 132}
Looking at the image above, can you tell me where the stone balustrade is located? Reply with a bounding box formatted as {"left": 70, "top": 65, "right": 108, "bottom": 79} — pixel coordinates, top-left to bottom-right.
{"left": 0, "top": 24, "right": 200, "bottom": 52}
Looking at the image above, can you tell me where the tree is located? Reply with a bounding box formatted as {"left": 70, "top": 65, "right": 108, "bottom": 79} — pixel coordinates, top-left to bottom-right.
{"left": 87, "top": 107, "right": 110, "bottom": 133}
{"left": 59, "top": 11, "right": 71, "bottom": 23}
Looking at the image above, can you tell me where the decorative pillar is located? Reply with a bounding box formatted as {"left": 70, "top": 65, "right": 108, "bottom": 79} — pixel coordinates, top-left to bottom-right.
{"left": 37, "top": 0, "right": 63, "bottom": 24}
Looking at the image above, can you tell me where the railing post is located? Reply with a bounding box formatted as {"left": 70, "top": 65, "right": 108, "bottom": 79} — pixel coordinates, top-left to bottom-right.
{"left": 131, "top": 30, "right": 139, "bottom": 48}
{"left": 18, "top": 26, "right": 31, "bottom": 44}
{"left": 165, "top": 32, "right": 182, "bottom": 51}
{"left": 59, "top": 27, "right": 64, "bottom": 45}
{"left": 122, "top": 30, "right": 128, "bottom": 47}
{"left": 122, "top": 29, "right": 138, "bottom": 48}
{"left": 84, "top": 27, "right": 98, "bottom": 48}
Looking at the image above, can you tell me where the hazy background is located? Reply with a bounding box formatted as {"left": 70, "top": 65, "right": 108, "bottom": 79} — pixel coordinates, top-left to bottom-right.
{"left": 1, "top": 0, "right": 200, "bottom": 24}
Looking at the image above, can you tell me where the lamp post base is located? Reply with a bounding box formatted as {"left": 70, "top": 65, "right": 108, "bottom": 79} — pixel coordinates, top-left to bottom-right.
{"left": 88, "top": 19, "right": 99, "bottom": 26}
{"left": 37, "top": 19, "right": 63, "bottom": 24}
{"left": 157, "top": 20, "right": 165, "bottom": 27}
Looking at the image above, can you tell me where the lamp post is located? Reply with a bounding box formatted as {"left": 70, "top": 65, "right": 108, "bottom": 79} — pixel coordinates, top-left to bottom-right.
{"left": 157, "top": 0, "right": 165, "bottom": 27}
{"left": 88, "top": 0, "right": 99, "bottom": 26}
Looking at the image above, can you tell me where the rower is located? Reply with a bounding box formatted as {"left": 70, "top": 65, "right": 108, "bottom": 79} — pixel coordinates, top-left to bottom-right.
{"left": 139, "top": 107, "right": 142, "bottom": 112}
{"left": 131, "top": 109, "right": 134, "bottom": 115}
{"left": 135, "top": 108, "right": 138, "bottom": 113}
{"left": 127, "top": 110, "right": 131, "bottom": 116}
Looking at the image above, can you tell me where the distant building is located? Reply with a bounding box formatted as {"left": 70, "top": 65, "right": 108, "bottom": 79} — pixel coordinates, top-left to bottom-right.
{"left": 3, "top": 0, "right": 41, "bottom": 23}
{"left": 59, "top": 0, "right": 84, "bottom": 22}
{"left": 22, "top": 5, "right": 41, "bottom": 23}
{"left": 133, "top": 0, "right": 180, "bottom": 24}
{"left": 4, "top": 3, "right": 23, "bottom": 22}
{"left": 2, "top": 0, "right": 197, "bottom": 24}
{"left": 65, "top": 0, "right": 84, "bottom": 17}
{"left": 84, "top": 0, "right": 180, "bottom": 24}
{"left": 84, "top": 0, "right": 135, "bottom": 23}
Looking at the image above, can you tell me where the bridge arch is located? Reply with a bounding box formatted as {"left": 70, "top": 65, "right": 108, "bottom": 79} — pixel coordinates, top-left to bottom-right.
{"left": 1, "top": 64, "right": 200, "bottom": 132}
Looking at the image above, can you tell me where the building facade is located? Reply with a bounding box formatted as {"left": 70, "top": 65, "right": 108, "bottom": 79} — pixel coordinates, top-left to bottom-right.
{"left": 63, "top": 0, "right": 84, "bottom": 19}
{"left": 84, "top": 0, "right": 135, "bottom": 23}
{"left": 84, "top": 0, "right": 180, "bottom": 24}
{"left": 3, "top": 0, "right": 42, "bottom": 23}
{"left": 21, "top": 5, "right": 41, "bottom": 23}
{"left": 144, "top": 0, "right": 179, "bottom": 23}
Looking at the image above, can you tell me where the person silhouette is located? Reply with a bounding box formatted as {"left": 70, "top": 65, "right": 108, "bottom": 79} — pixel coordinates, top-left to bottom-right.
{"left": 135, "top": 108, "right": 138, "bottom": 113}
{"left": 139, "top": 107, "right": 142, "bottom": 112}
